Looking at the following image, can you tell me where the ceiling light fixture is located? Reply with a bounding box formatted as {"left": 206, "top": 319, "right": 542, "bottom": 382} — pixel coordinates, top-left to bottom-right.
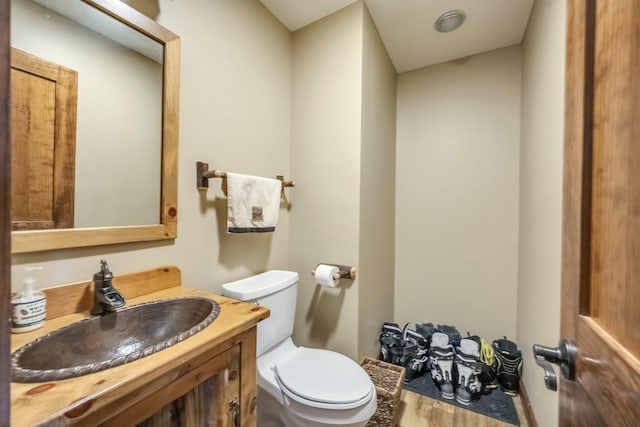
{"left": 434, "top": 9, "right": 466, "bottom": 33}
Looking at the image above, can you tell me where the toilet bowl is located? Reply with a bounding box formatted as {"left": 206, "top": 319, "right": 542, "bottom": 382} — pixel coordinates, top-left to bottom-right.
{"left": 222, "top": 271, "right": 377, "bottom": 427}
{"left": 257, "top": 338, "right": 376, "bottom": 427}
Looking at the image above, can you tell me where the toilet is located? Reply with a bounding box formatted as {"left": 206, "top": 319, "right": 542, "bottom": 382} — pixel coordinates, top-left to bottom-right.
{"left": 222, "top": 270, "right": 377, "bottom": 427}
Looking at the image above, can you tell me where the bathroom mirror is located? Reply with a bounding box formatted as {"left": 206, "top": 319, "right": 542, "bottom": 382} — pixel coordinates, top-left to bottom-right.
{"left": 11, "top": 0, "right": 179, "bottom": 253}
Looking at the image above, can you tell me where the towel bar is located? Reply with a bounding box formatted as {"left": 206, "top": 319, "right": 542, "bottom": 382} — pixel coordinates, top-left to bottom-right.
{"left": 196, "top": 161, "right": 295, "bottom": 191}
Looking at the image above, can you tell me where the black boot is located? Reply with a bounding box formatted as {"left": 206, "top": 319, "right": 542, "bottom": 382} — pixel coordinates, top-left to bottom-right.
{"left": 378, "top": 322, "right": 403, "bottom": 363}
{"left": 493, "top": 337, "right": 523, "bottom": 396}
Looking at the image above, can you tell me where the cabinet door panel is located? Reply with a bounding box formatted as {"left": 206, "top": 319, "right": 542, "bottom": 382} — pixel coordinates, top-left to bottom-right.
{"left": 102, "top": 345, "right": 240, "bottom": 427}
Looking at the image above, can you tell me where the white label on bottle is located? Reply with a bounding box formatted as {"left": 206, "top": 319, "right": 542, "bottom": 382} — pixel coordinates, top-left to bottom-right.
{"left": 12, "top": 297, "right": 46, "bottom": 328}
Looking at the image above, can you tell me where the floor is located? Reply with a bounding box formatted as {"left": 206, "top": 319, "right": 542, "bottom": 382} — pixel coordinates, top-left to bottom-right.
{"left": 397, "top": 389, "right": 531, "bottom": 427}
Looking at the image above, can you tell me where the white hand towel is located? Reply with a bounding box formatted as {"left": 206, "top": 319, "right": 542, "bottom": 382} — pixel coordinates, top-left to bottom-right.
{"left": 226, "top": 173, "right": 281, "bottom": 233}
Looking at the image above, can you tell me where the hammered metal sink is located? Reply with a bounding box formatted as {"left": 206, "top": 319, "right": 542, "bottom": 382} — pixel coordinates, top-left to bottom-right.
{"left": 11, "top": 297, "right": 220, "bottom": 383}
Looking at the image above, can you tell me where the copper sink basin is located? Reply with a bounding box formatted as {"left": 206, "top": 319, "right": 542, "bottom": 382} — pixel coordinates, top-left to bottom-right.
{"left": 11, "top": 297, "right": 220, "bottom": 383}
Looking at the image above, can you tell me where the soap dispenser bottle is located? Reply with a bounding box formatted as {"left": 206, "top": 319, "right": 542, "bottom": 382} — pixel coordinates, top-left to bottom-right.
{"left": 11, "top": 266, "right": 47, "bottom": 333}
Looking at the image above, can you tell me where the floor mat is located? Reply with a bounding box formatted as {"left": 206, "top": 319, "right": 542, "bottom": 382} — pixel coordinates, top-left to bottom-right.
{"left": 403, "top": 373, "right": 520, "bottom": 426}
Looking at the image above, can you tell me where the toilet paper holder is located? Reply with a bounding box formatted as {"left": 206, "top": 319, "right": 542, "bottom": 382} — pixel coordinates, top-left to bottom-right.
{"left": 310, "top": 263, "right": 357, "bottom": 280}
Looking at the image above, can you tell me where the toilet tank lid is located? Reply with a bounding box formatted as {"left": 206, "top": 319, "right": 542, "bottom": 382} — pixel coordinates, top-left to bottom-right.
{"left": 222, "top": 270, "right": 298, "bottom": 301}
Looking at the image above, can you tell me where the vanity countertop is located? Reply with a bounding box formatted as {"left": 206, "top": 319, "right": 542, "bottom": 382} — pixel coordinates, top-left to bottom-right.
{"left": 10, "top": 266, "right": 269, "bottom": 427}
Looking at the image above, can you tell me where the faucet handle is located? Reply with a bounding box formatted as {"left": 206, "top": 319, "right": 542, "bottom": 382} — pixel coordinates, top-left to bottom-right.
{"left": 100, "top": 259, "right": 113, "bottom": 280}
{"left": 94, "top": 259, "right": 113, "bottom": 283}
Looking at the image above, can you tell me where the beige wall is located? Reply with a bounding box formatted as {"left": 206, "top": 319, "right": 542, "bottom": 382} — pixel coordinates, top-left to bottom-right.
{"left": 395, "top": 46, "right": 521, "bottom": 341}
{"left": 12, "top": 0, "right": 293, "bottom": 295}
{"left": 517, "top": 1, "right": 566, "bottom": 426}
{"left": 289, "top": 2, "right": 364, "bottom": 359}
{"left": 357, "top": 6, "right": 397, "bottom": 359}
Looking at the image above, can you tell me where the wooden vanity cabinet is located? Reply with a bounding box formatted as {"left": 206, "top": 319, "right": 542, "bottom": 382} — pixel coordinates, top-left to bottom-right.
{"left": 10, "top": 269, "right": 268, "bottom": 427}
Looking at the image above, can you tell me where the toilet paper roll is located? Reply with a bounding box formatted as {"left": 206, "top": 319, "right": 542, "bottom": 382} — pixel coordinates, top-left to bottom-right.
{"left": 314, "top": 264, "right": 340, "bottom": 287}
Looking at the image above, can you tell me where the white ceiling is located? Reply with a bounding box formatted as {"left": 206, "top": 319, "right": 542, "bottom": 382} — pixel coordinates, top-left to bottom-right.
{"left": 259, "top": 0, "right": 535, "bottom": 73}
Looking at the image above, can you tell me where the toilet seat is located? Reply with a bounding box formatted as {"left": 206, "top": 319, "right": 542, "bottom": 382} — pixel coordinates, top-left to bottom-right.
{"left": 274, "top": 347, "right": 374, "bottom": 410}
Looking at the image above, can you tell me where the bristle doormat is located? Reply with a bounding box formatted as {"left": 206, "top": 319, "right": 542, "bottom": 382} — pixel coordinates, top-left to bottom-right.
{"left": 403, "top": 373, "right": 520, "bottom": 426}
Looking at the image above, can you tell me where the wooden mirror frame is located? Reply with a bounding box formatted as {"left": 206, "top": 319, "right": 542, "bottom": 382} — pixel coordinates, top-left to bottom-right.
{"left": 11, "top": 0, "right": 179, "bottom": 254}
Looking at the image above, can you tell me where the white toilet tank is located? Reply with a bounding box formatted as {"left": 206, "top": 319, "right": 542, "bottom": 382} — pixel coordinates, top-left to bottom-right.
{"left": 222, "top": 270, "right": 298, "bottom": 357}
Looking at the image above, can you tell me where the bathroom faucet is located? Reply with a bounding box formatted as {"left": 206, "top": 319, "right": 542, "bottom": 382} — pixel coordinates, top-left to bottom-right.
{"left": 90, "top": 259, "right": 126, "bottom": 315}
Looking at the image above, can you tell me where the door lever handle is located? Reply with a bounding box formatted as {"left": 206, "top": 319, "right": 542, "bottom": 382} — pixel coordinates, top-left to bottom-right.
{"left": 532, "top": 339, "right": 577, "bottom": 391}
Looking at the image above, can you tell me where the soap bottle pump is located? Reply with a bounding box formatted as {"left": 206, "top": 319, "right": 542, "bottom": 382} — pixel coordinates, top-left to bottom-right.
{"left": 11, "top": 266, "right": 47, "bottom": 333}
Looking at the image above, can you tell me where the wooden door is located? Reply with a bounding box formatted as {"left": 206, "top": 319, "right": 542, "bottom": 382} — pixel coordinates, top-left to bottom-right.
{"left": 561, "top": 0, "right": 640, "bottom": 425}
{"left": 0, "top": 0, "right": 11, "bottom": 425}
{"left": 10, "top": 48, "right": 77, "bottom": 230}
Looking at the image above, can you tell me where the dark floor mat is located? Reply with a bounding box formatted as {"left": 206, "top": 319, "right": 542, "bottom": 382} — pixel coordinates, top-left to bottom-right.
{"left": 403, "top": 372, "right": 520, "bottom": 426}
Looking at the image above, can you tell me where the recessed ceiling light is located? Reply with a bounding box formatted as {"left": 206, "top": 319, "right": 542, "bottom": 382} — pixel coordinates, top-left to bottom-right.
{"left": 434, "top": 9, "right": 466, "bottom": 33}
